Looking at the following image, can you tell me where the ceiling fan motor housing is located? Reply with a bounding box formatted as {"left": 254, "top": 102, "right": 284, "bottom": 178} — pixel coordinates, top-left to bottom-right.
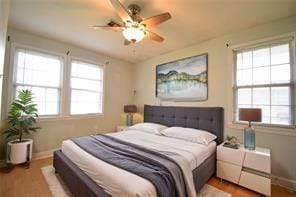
{"left": 128, "top": 4, "right": 141, "bottom": 15}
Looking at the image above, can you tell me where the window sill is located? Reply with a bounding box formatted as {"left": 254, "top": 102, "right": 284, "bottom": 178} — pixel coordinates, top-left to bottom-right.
{"left": 228, "top": 122, "right": 296, "bottom": 137}
{"left": 38, "top": 113, "right": 104, "bottom": 122}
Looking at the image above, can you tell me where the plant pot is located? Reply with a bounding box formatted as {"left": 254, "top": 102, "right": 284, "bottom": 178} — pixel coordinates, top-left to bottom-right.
{"left": 7, "top": 139, "right": 33, "bottom": 164}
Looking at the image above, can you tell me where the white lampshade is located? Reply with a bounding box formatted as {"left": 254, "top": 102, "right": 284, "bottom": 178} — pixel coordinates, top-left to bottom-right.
{"left": 123, "top": 27, "right": 145, "bottom": 43}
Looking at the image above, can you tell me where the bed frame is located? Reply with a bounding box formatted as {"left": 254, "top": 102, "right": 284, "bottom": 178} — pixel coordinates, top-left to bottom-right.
{"left": 53, "top": 105, "right": 224, "bottom": 197}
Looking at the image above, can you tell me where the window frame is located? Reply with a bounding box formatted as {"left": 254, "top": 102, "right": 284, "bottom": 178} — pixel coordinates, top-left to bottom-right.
{"left": 7, "top": 43, "right": 105, "bottom": 120}
{"left": 232, "top": 37, "right": 296, "bottom": 128}
{"left": 68, "top": 56, "right": 105, "bottom": 116}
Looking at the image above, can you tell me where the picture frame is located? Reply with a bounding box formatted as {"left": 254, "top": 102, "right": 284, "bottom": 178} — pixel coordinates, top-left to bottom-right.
{"left": 156, "top": 53, "right": 208, "bottom": 101}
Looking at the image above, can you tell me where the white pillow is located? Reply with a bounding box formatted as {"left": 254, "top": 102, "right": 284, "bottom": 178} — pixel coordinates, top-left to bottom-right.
{"left": 128, "top": 122, "right": 168, "bottom": 135}
{"left": 161, "top": 127, "right": 217, "bottom": 145}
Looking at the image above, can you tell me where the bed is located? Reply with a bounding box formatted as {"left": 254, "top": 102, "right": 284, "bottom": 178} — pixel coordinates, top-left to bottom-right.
{"left": 53, "top": 105, "right": 224, "bottom": 197}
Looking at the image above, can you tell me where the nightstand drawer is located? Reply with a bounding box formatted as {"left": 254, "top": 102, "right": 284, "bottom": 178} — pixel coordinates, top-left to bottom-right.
{"left": 244, "top": 151, "right": 270, "bottom": 173}
{"left": 217, "top": 161, "right": 242, "bottom": 184}
{"left": 217, "top": 146, "right": 245, "bottom": 166}
{"left": 239, "top": 171, "right": 271, "bottom": 196}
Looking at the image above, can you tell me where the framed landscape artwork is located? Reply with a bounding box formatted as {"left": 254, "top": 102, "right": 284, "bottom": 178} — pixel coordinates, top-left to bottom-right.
{"left": 156, "top": 53, "right": 208, "bottom": 101}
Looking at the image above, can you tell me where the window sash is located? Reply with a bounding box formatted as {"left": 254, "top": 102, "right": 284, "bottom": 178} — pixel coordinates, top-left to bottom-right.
{"left": 13, "top": 84, "right": 61, "bottom": 116}
{"left": 233, "top": 41, "right": 295, "bottom": 126}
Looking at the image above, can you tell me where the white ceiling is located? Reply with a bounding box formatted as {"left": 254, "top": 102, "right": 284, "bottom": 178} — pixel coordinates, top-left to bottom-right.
{"left": 9, "top": 0, "right": 296, "bottom": 63}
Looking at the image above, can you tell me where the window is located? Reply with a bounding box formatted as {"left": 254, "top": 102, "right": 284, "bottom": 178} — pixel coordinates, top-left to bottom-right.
{"left": 10, "top": 44, "right": 105, "bottom": 118}
{"left": 70, "top": 60, "right": 104, "bottom": 115}
{"left": 234, "top": 41, "right": 294, "bottom": 126}
{"left": 13, "top": 48, "right": 62, "bottom": 116}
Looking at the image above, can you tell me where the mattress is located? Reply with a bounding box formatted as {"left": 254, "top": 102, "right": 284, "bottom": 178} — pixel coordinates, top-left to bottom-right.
{"left": 61, "top": 130, "right": 216, "bottom": 197}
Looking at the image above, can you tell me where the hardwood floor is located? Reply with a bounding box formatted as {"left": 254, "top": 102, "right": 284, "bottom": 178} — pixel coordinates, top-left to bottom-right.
{"left": 0, "top": 157, "right": 295, "bottom": 197}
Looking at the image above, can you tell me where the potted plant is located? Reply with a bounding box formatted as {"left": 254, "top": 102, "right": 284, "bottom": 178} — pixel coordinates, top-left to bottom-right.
{"left": 3, "top": 89, "right": 40, "bottom": 165}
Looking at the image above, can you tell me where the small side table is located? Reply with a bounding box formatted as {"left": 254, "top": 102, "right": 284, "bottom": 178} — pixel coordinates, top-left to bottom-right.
{"left": 216, "top": 142, "right": 271, "bottom": 196}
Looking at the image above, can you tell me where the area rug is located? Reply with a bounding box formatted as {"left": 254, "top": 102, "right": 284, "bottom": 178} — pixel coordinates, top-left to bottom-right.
{"left": 41, "top": 165, "right": 231, "bottom": 197}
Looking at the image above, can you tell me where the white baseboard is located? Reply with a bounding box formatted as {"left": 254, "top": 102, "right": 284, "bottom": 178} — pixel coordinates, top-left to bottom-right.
{"left": 272, "top": 175, "right": 296, "bottom": 191}
{"left": 32, "top": 148, "right": 59, "bottom": 160}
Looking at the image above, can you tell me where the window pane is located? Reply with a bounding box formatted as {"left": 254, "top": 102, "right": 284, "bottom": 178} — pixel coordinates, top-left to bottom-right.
{"left": 271, "top": 64, "right": 290, "bottom": 83}
{"left": 32, "top": 87, "right": 46, "bottom": 114}
{"left": 253, "top": 87, "right": 270, "bottom": 105}
{"left": 16, "top": 49, "right": 61, "bottom": 87}
{"left": 271, "top": 87, "right": 290, "bottom": 106}
{"left": 16, "top": 68, "right": 24, "bottom": 83}
{"left": 253, "top": 66, "right": 270, "bottom": 85}
{"left": 71, "top": 61, "right": 102, "bottom": 80}
{"left": 271, "top": 44, "right": 289, "bottom": 65}
{"left": 237, "top": 69, "right": 252, "bottom": 85}
{"left": 71, "top": 90, "right": 102, "bottom": 115}
{"left": 242, "top": 51, "right": 252, "bottom": 69}
{"left": 17, "top": 51, "right": 25, "bottom": 68}
{"left": 236, "top": 53, "right": 243, "bottom": 69}
{"left": 253, "top": 48, "right": 269, "bottom": 67}
{"left": 237, "top": 88, "right": 251, "bottom": 105}
{"left": 271, "top": 106, "right": 290, "bottom": 125}
{"left": 45, "top": 88, "right": 59, "bottom": 115}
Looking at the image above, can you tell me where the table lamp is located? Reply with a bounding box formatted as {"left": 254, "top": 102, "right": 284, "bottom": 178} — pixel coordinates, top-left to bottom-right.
{"left": 239, "top": 108, "right": 262, "bottom": 150}
{"left": 124, "top": 105, "right": 137, "bottom": 126}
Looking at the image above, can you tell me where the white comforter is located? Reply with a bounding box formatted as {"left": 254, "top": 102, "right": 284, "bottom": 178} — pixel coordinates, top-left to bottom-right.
{"left": 61, "top": 130, "right": 216, "bottom": 197}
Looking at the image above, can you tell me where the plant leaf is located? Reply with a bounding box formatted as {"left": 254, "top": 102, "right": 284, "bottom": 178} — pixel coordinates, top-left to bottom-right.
{"left": 4, "top": 89, "right": 41, "bottom": 139}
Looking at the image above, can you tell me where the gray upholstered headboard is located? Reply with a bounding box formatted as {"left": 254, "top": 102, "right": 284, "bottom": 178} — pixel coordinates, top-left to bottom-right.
{"left": 144, "top": 105, "right": 224, "bottom": 144}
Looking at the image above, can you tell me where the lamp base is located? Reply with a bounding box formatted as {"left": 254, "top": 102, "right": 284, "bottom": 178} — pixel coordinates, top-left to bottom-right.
{"left": 126, "top": 114, "right": 133, "bottom": 126}
{"left": 244, "top": 126, "right": 256, "bottom": 150}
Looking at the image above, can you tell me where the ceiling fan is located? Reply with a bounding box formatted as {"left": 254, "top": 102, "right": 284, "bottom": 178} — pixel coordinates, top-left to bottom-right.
{"left": 93, "top": 0, "right": 172, "bottom": 45}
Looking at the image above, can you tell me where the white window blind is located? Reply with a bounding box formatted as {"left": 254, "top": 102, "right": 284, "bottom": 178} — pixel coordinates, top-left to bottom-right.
{"left": 70, "top": 60, "right": 103, "bottom": 115}
{"left": 234, "top": 42, "right": 294, "bottom": 126}
{"left": 14, "top": 48, "right": 62, "bottom": 116}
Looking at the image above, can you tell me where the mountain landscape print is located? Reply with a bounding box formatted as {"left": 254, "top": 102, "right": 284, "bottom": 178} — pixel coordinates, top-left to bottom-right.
{"left": 156, "top": 54, "right": 208, "bottom": 101}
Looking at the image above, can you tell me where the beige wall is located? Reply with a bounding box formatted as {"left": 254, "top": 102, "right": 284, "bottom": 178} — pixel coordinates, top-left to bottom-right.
{"left": 0, "top": 27, "right": 133, "bottom": 156}
{"left": 132, "top": 16, "right": 296, "bottom": 181}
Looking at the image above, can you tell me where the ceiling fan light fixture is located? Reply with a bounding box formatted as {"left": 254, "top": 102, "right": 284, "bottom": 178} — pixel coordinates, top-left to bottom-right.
{"left": 123, "top": 26, "right": 145, "bottom": 43}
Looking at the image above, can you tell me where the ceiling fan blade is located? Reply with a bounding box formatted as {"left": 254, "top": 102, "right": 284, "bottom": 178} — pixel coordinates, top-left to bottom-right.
{"left": 109, "top": 0, "right": 133, "bottom": 22}
{"left": 141, "top": 13, "right": 171, "bottom": 27}
{"left": 124, "top": 39, "right": 131, "bottom": 45}
{"left": 145, "top": 31, "right": 164, "bottom": 42}
{"left": 93, "top": 25, "right": 122, "bottom": 32}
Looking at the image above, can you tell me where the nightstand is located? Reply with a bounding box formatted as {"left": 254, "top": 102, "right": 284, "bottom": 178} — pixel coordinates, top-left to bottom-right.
{"left": 116, "top": 125, "right": 129, "bottom": 132}
{"left": 217, "top": 143, "right": 271, "bottom": 196}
